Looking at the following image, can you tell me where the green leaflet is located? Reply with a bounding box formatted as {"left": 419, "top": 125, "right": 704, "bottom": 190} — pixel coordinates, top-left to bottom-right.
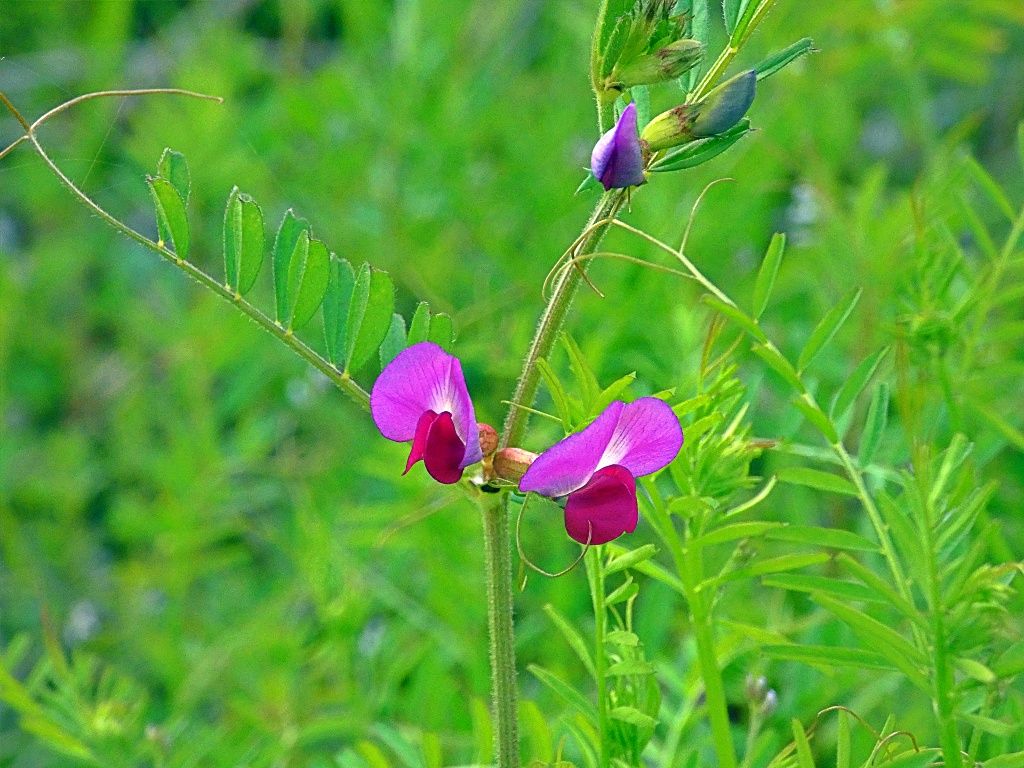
{"left": 798, "top": 287, "right": 862, "bottom": 372}
{"left": 344, "top": 263, "right": 395, "bottom": 374}
{"left": 754, "top": 38, "right": 814, "bottom": 81}
{"left": 147, "top": 176, "right": 190, "bottom": 260}
{"left": 272, "top": 209, "right": 310, "bottom": 324}
{"left": 378, "top": 313, "right": 408, "bottom": 369}
{"left": 777, "top": 466, "right": 858, "bottom": 496}
{"left": 157, "top": 148, "right": 190, "bottom": 205}
{"left": 284, "top": 232, "right": 330, "bottom": 331}
{"left": 752, "top": 232, "right": 785, "bottom": 319}
{"left": 222, "top": 187, "right": 265, "bottom": 296}
{"left": 323, "top": 257, "right": 357, "bottom": 365}
{"left": 650, "top": 120, "right": 751, "bottom": 173}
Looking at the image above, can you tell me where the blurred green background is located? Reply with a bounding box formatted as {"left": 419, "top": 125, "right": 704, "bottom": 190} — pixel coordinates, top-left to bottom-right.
{"left": 1, "top": 1, "right": 1023, "bottom": 766}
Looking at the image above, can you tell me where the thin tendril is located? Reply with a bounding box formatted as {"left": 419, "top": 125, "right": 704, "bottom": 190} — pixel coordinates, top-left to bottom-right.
{"left": 500, "top": 400, "right": 563, "bottom": 424}
{"left": 549, "top": 250, "right": 698, "bottom": 292}
{"left": 681, "top": 178, "right": 734, "bottom": 256}
{"left": 515, "top": 494, "right": 591, "bottom": 578}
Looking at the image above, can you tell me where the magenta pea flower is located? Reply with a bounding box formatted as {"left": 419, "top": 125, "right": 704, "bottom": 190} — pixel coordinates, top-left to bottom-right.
{"left": 519, "top": 398, "right": 683, "bottom": 544}
{"left": 591, "top": 102, "right": 646, "bottom": 190}
{"left": 370, "top": 342, "right": 482, "bottom": 484}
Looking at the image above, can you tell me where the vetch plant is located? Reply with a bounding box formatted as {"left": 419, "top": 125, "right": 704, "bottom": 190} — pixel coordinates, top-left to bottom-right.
{"left": 3, "top": 1, "right": 1023, "bottom": 767}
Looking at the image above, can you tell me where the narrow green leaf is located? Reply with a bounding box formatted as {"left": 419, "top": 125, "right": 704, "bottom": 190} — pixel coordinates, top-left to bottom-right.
{"left": 379, "top": 313, "right": 408, "bottom": 369}
{"left": 606, "top": 578, "right": 639, "bottom": 605}
{"left": 714, "top": 552, "right": 830, "bottom": 585}
{"left": 723, "top": 0, "right": 742, "bottom": 34}
{"left": 765, "top": 525, "right": 878, "bottom": 551}
{"left": 543, "top": 604, "right": 596, "bottom": 679}
{"left": 754, "top": 38, "right": 814, "bottom": 81}
{"left": 798, "top": 287, "right": 862, "bottom": 372}
{"left": 813, "top": 595, "right": 928, "bottom": 689}
{"left": 751, "top": 343, "right": 804, "bottom": 391}
{"left": 607, "top": 542, "right": 686, "bottom": 596}
{"left": 685, "top": 0, "right": 710, "bottom": 92}
{"left": 778, "top": 466, "right": 858, "bottom": 496}
{"left": 984, "top": 751, "right": 1024, "bottom": 768}
{"left": 605, "top": 543, "right": 658, "bottom": 575}
{"left": 323, "top": 257, "right": 356, "bottom": 365}
{"left": 792, "top": 719, "right": 816, "bottom": 768}
{"left": 752, "top": 232, "right": 785, "bottom": 319}
{"left": 691, "top": 521, "right": 783, "bottom": 548}
{"left": 147, "top": 176, "right": 189, "bottom": 259}
{"left": 427, "top": 313, "right": 454, "bottom": 349}
{"left": 345, "top": 264, "right": 395, "bottom": 374}
{"left": 528, "top": 664, "right": 598, "bottom": 722}
{"left": 876, "top": 751, "right": 940, "bottom": 768}
{"left": 858, "top": 382, "right": 890, "bottom": 466}
{"left": 792, "top": 395, "right": 839, "bottom": 443}
{"left": 286, "top": 234, "right": 331, "bottom": 331}
{"left": 595, "top": 371, "right": 636, "bottom": 414}
{"left": 830, "top": 347, "right": 890, "bottom": 421}
{"left": 407, "top": 301, "right": 431, "bottom": 345}
{"left": 575, "top": 172, "right": 601, "bottom": 195}
{"left": 537, "top": 358, "right": 573, "bottom": 430}
{"left": 223, "top": 188, "right": 265, "bottom": 296}
{"left": 960, "top": 714, "right": 1017, "bottom": 738}
{"left": 157, "top": 147, "right": 190, "bottom": 204}
{"left": 954, "top": 657, "right": 996, "bottom": 684}
{"left": 651, "top": 120, "right": 751, "bottom": 172}
{"left": 562, "top": 334, "right": 600, "bottom": 410}
{"left": 702, "top": 294, "right": 766, "bottom": 341}
{"left": 610, "top": 706, "right": 657, "bottom": 729}
{"left": 272, "top": 209, "right": 310, "bottom": 324}
{"left": 963, "top": 154, "right": 1015, "bottom": 222}
{"left": 605, "top": 659, "right": 654, "bottom": 676}
{"left": 763, "top": 644, "right": 895, "bottom": 671}
{"left": 762, "top": 573, "right": 885, "bottom": 603}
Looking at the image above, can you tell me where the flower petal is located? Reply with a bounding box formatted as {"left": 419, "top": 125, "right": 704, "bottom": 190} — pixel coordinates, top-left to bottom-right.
{"left": 519, "top": 402, "right": 625, "bottom": 497}
{"left": 403, "top": 409, "right": 437, "bottom": 475}
{"left": 371, "top": 342, "right": 481, "bottom": 467}
{"left": 564, "top": 464, "right": 638, "bottom": 545}
{"left": 422, "top": 411, "right": 466, "bottom": 484}
{"left": 598, "top": 397, "right": 683, "bottom": 477}
{"left": 590, "top": 102, "right": 645, "bottom": 190}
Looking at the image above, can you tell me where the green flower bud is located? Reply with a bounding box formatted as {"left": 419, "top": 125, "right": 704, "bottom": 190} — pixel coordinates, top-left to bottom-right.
{"left": 610, "top": 39, "right": 703, "bottom": 89}
{"left": 640, "top": 104, "right": 698, "bottom": 152}
{"left": 640, "top": 69, "right": 756, "bottom": 151}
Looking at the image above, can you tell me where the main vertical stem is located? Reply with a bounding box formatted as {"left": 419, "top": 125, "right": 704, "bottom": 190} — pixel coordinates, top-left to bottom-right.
{"left": 586, "top": 547, "right": 610, "bottom": 768}
{"left": 482, "top": 497, "right": 519, "bottom": 768}
{"left": 500, "top": 190, "right": 625, "bottom": 450}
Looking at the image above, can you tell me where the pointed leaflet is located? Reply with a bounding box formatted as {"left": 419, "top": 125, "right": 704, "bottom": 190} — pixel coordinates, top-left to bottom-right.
{"left": 323, "top": 256, "right": 356, "bottom": 365}
{"left": 562, "top": 334, "right": 600, "bottom": 412}
{"left": 722, "top": 0, "right": 742, "bottom": 34}
{"left": 378, "top": 313, "right": 408, "bottom": 368}
{"left": 542, "top": 604, "right": 596, "bottom": 679}
{"left": 284, "top": 232, "right": 330, "bottom": 331}
{"left": 858, "top": 382, "right": 889, "bottom": 466}
{"left": 685, "top": 0, "right": 710, "bottom": 92}
{"left": 344, "top": 263, "right": 394, "bottom": 374}
{"left": 272, "top": 209, "right": 310, "bottom": 324}
{"left": 157, "top": 148, "right": 190, "bottom": 205}
{"left": 752, "top": 232, "right": 785, "bottom": 319}
{"left": 147, "top": 176, "right": 189, "bottom": 259}
{"left": 755, "top": 38, "right": 814, "bottom": 81}
{"left": 777, "top": 466, "right": 857, "bottom": 496}
{"left": 650, "top": 120, "right": 750, "bottom": 173}
{"left": 407, "top": 301, "right": 431, "bottom": 345}
{"left": 798, "top": 287, "right": 862, "bottom": 372}
{"left": 223, "top": 188, "right": 265, "bottom": 296}
{"left": 792, "top": 719, "right": 816, "bottom": 768}
{"left": 830, "top": 347, "right": 890, "bottom": 421}
{"left": 427, "top": 313, "right": 454, "bottom": 349}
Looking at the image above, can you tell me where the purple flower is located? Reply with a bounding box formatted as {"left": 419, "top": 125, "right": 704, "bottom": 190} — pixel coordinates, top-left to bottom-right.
{"left": 519, "top": 398, "right": 683, "bottom": 544}
{"left": 371, "top": 342, "right": 482, "bottom": 484}
{"left": 591, "top": 102, "right": 646, "bottom": 190}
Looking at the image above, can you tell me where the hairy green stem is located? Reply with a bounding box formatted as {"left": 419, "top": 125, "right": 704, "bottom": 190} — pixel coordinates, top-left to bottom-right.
{"left": 500, "top": 190, "right": 624, "bottom": 449}
{"left": 586, "top": 547, "right": 610, "bottom": 768}
{"left": 483, "top": 497, "right": 520, "bottom": 768}
{"left": 3, "top": 96, "right": 370, "bottom": 410}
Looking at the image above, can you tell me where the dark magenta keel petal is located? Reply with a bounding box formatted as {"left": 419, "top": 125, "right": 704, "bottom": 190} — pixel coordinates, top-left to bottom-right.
{"left": 563, "top": 464, "right": 638, "bottom": 545}
{"left": 423, "top": 411, "right": 466, "bottom": 484}
{"left": 404, "top": 410, "right": 438, "bottom": 475}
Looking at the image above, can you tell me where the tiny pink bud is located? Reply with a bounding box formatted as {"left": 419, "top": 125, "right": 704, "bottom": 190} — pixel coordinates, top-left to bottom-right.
{"left": 493, "top": 447, "right": 539, "bottom": 484}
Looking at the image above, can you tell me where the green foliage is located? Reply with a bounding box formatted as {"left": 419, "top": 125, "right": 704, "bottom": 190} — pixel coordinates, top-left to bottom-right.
{"left": 1, "top": 0, "right": 1023, "bottom": 767}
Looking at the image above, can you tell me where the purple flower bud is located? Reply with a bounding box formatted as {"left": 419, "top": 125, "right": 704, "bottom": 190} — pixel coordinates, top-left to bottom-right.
{"left": 692, "top": 70, "right": 757, "bottom": 138}
{"left": 371, "top": 342, "right": 482, "bottom": 484}
{"left": 519, "top": 398, "right": 683, "bottom": 544}
{"left": 591, "top": 103, "right": 646, "bottom": 191}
